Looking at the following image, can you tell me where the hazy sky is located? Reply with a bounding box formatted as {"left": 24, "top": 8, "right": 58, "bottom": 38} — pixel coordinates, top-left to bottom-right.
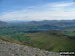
{"left": 0, "top": 0, "right": 75, "bottom": 21}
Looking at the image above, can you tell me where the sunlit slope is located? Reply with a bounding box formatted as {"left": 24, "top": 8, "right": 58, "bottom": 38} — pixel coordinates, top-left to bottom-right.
{"left": 28, "top": 30, "right": 75, "bottom": 51}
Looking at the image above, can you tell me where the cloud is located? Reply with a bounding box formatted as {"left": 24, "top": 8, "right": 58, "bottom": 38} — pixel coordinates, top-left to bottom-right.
{"left": 0, "top": 2, "right": 75, "bottom": 21}
{"left": 50, "top": 2, "right": 74, "bottom": 7}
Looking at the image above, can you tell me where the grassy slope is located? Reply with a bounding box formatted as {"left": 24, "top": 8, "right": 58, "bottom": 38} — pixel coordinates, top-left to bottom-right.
{"left": 0, "top": 30, "right": 75, "bottom": 52}
{"left": 27, "top": 30, "right": 75, "bottom": 51}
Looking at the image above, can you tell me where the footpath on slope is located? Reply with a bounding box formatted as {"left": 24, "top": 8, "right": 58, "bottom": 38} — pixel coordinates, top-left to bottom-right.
{"left": 0, "top": 39, "right": 60, "bottom": 56}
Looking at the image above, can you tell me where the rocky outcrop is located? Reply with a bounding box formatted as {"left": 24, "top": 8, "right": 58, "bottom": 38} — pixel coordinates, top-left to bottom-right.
{"left": 0, "top": 40, "right": 59, "bottom": 56}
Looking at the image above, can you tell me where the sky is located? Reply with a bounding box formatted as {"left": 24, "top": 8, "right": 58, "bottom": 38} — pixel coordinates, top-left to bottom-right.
{"left": 0, "top": 0, "right": 75, "bottom": 21}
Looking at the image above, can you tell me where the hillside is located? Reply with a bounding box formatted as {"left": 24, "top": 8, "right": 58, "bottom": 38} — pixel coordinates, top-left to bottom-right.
{"left": 27, "top": 30, "right": 75, "bottom": 51}
{"left": 0, "top": 30, "right": 75, "bottom": 52}
{"left": 0, "top": 21, "right": 8, "bottom": 27}
{"left": 0, "top": 39, "right": 60, "bottom": 56}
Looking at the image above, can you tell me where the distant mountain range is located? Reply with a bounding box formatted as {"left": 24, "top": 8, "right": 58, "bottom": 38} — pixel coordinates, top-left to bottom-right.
{"left": 0, "top": 20, "right": 75, "bottom": 30}
{"left": 11, "top": 20, "right": 75, "bottom": 30}
{"left": 12, "top": 20, "right": 75, "bottom": 25}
